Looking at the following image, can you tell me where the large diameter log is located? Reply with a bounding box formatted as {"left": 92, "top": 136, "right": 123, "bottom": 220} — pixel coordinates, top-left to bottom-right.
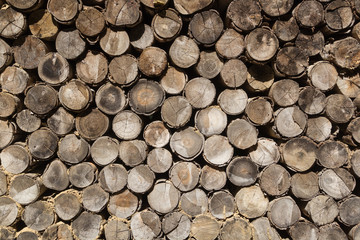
{"left": 269, "top": 79, "right": 299, "bottom": 107}
{"left": 294, "top": 0, "right": 324, "bottom": 28}
{"left": 127, "top": 164, "right": 155, "bottom": 194}
{"left": 58, "top": 134, "right": 89, "bottom": 165}
{"left": 319, "top": 168, "right": 356, "bottom": 200}
{"left": 108, "top": 54, "right": 138, "bottom": 86}
{"left": 268, "top": 197, "right": 301, "bottom": 230}
{"left": 220, "top": 59, "right": 247, "bottom": 88}
{"left": 196, "top": 51, "right": 223, "bottom": 79}
{"left": 76, "top": 51, "right": 108, "bottom": 86}
{"left": 55, "top": 29, "right": 86, "bottom": 60}
{"left": 69, "top": 162, "right": 97, "bottom": 188}
{"left": 184, "top": 77, "right": 216, "bottom": 109}
{"left": 305, "top": 194, "right": 338, "bottom": 226}
{"left": 0, "top": 7, "right": 26, "bottom": 39}
{"left": 170, "top": 127, "right": 204, "bottom": 161}
{"left": 29, "top": 9, "right": 59, "bottom": 41}
{"left": 160, "top": 67, "right": 187, "bottom": 95}
{"left": 217, "top": 89, "right": 248, "bottom": 115}
{"left": 173, "top": 0, "right": 213, "bottom": 15}
{"left": 226, "top": 156, "right": 258, "bottom": 187}
{"left": 112, "top": 110, "right": 142, "bottom": 140}
{"left": 215, "top": 28, "right": 245, "bottom": 59}
{"left": 0, "top": 196, "right": 20, "bottom": 227}
{"left": 42, "top": 159, "right": 69, "bottom": 191}
{"left": 203, "top": 135, "right": 233, "bottom": 167}
{"left": 152, "top": 8, "right": 182, "bottom": 42}
{"left": 169, "top": 161, "right": 200, "bottom": 192}
{"left": 0, "top": 142, "right": 31, "bottom": 174}
{"left": 291, "top": 172, "right": 319, "bottom": 201}
{"left": 27, "top": 128, "right": 58, "bottom": 160}
{"left": 83, "top": 184, "right": 109, "bottom": 213}
{"left": 191, "top": 215, "right": 220, "bottom": 240}
{"left": 245, "top": 27, "right": 279, "bottom": 62}
{"left": 179, "top": 188, "right": 208, "bottom": 217}
{"left": 220, "top": 217, "right": 252, "bottom": 240}
{"left": 169, "top": 35, "right": 199, "bottom": 69}
{"left": 339, "top": 196, "right": 360, "bottom": 226}
{"left": 209, "top": 190, "right": 236, "bottom": 219}
{"left": 42, "top": 222, "right": 73, "bottom": 240}
{"left": 47, "top": 0, "right": 81, "bottom": 24}
{"left": 24, "top": 84, "right": 58, "bottom": 116}
{"left": 47, "top": 107, "right": 74, "bottom": 136}
{"left": 71, "top": 212, "right": 103, "bottom": 240}
{"left": 108, "top": 189, "right": 139, "bottom": 219}
{"left": 227, "top": 119, "right": 258, "bottom": 150}
{"left": 75, "top": 108, "right": 109, "bottom": 141}
{"left": 161, "top": 96, "right": 192, "bottom": 128}
{"left": 59, "top": 79, "right": 92, "bottom": 112}
{"left": 76, "top": 7, "right": 105, "bottom": 37}
{"left": 104, "top": 0, "right": 142, "bottom": 27}
{"left": 226, "top": 0, "right": 262, "bottom": 32}
{"left": 289, "top": 221, "right": 319, "bottom": 240}
{"left": 147, "top": 148, "right": 173, "bottom": 174}
{"left": 249, "top": 138, "right": 280, "bottom": 167}
{"left": 54, "top": 190, "right": 81, "bottom": 221}
{"left": 318, "top": 223, "right": 347, "bottom": 240}
{"left": 90, "top": 136, "right": 119, "bottom": 166}
{"left": 246, "top": 64, "right": 274, "bottom": 92}
{"left": 138, "top": 47, "right": 167, "bottom": 77}
{"left": 148, "top": 180, "right": 180, "bottom": 214}
{"left": 259, "top": 0, "right": 293, "bottom": 17}
{"left": 22, "top": 200, "right": 55, "bottom": 231}
{"left": 162, "top": 211, "right": 191, "bottom": 240}
{"left": 272, "top": 17, "right": 299, "bottom": 42}
{"left": 118, "top": 140, "right": 148, "bottom": 167}
{"left": 259, "top": 164, "right": 291, "bottom": 196}
{"left": 235, "top": 185, "right": 269, "bottom": 219}
{"left": 200, "top": 165, "right": 226, "bottom": 191}
{"left": 251, "top": 217, "right": 281, "bottom": 240}
{"left": 99, "top": 164, "right": 127, "bottom": 193}
{"left": 317, "top": 140, "right": 349, "bottom": 168}
{"left": 143, "top": 121, "right": 170, "bottom": 148}
{"left": 129, "top": 24, "right": 154, "bottom": 52}
{"left": 16, "top": 109, "right": 41, "bottom": 133}
{"left": 130, "top": 210, "right": 161, "bottom": 240}
{"left": 104, "top": 216, "right": 130, "bottom": 240}
{"left": 9, "top": 174, "right": 43, "bottom": 205}
{"left": 274, "top": 106, "right": 307, "bottom": 138}
{"left": 325, "top": 94, "right": 355, "bottom": 123}
{"left": 0, "top": 66, "right": 31, "bottom": 95}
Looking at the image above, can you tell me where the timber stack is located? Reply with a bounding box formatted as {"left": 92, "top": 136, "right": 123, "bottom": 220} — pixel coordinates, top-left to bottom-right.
{"left": 2, "top": 0, "right": 360, "bottom": 239}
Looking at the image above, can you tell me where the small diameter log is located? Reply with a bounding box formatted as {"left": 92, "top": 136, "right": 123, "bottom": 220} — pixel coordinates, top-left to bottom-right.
{"left": 169, "top": 35, "right": 199, "bottom": 69}
{"left": 217, "top": 89, "right": 248, "bottom": 115}
{"left": 90, "top": 136, "right": 119, "bottom": 166}
{"left": 71, "top": 212, "right": 103, "bottom": 240}
{"left": 100, "top": 28, "right": 130, "bottom": 57}
{"left": 226, "top": 156, "right": 258, "bottom": 187}
{"left": 83, "top": 184, "right": 109, "bottom": 213}
{"left": 76, "top": 51, "right": 108, "bottom": 86}
{"left": 69, "top": 162, "right": 97, "bottom": 188}
{"left": 318, "top": 223, "right": 347, "bottom": 240}
{"left": 350, "top": 224, "right": 360, "bottom": 240}
{"left": 27, "top": 128, "right": 58, "bottom": 160}
{"left": 47, "top": 0, "right": 80, "bottom": 25}
{"left": 305, "top": 195, "right": 339, "bottom": 226}
{"left": 143, "top": 121, "right": 170, "bottom": 148}
{"left": 138, "top": 47, "right": 167, "bottom": 77}
{"left": 75, "top": 108, "right": 109, "bottom": 141}
{"left": 152, "top": 8, "right": 182, "bottom": 42}
{"left": 294, "top": 0, "right": 324, "bottom": 28}
{"left": 189, "top": 10, "right": 223, "bottom": 47}
{"left": 47, "top": 107, "right": 74, "bottom": 136}
{"left": 325, "top": 94, "right": 355, "bottom": 123}
{"left": 251, "top": 217, "right": 281, "bottom": 240}
{"left": 209, "top": 190, "right": 236, "bottom": 219}
{"left": 191, "top": 215, "right": 220, "bottom": 240}
{"left": 9, "top": 174, "right": 43, "bottom": 205}
{"left": 24, "top": 84, "right": 58, "bottom": 116}
{"left": 259, "top": 164, "right": 291, "bottom": 196}
{"left": 0, "top": 171, "right": 7, "bottom": 196}
{"left": 161, "top": 96, "right": 192, "bottom": 128}
{"left": 169, "top": 161, "right": 200, "bottom": 192}
{"left": 29, "top": 9, "right": 59, "bottom": 41}
{"left": 104, "top": 0, "right": 141, "bottom": 27}
{"left": 104, "top": 217, "right": 130, "bottom": 240}
{"left": 339, "top": 196, "right": 360, "bottom": 226}
{"left": 0, "top": 66, "right": 31, "bottom": 95}
{"left": 148, "top": 180, "right": 180, "bottom": 214}
{"left": 195, "top": 106, "right": 227, "bottom": 137}
{"left": 235, "top": 185, "right": 269, "bottom": 219}
{"left": 184, "top": 77, "right": 216, "bottom": 109}
{"left": 245, "top": 97, "right": 273, "bottom": 126}
{"left": 160, "top": 67, "right": 187, "bottom": 95}
{"left": 180, "top": 188, "right": 208, "bottom": 217}
{"left": 245, "top": 27, "right": 279, "bottom": 63}
{"left": 0, "top": 196, "right": 20, "bottom": 226}
{"left": 220, "top": 59, "right": 247, "bottom": 88}
{"left": 108, "top": 54, "right": 138, "bottom": 86}
{"left": 0, "top": 120, "right": 15, "bottom": 150}
{"left": 16, "top": 228, "right": 40, "bottom": 240}
{"left": 249, "top": 138, "right": 280, "bottom": 167}
{"left": 291, "top": 172, "right": 319, "bottom": 201}
{"left": 196, "top": 51, "right": 223, "bottom": 79}
{"left": 112, "top": 110, "right": 142, "bottom": 140}
{"left": 162, "top": 211, "right": 191, "bottom": 240}
{"left": 54, "top": 190, "right": 81, "bottom": 221}
{"left": 274, "top": 106, "right": 307, "bottom": 138}
{"left": 0, "top": 226, "right": 15, "bottom": 240}
{"left": 127, "top": 164, "right": 155, "bottom": 194}
{"left": 55, "top": 29, "right": 86, "bottom": 60}
{"left": 227, "top": 119, "right": 258, "bottom": 150}
{"left": 129, "top": 24, "right": 154, "bottom": 52}
{"left": 272, "top": 17, "right": 299, "bottom": 42}
{"left": 108, "top": 189, "right": 139, "bottom": 219}
{"left": 42, "top": 222, "right": 73, "bottom": 240}
{"left": 325, "top": 0, "right": 354, "bottom": 32}
{"left": 282, "top": 137, "right": 317, "bottom": 172}
{"left": 298, "top": 86, "right": 326, "bottom": 115}
{"left": 246, "top": 64, "right": 274, "bottom": 92}
{"left": 173, "top": 0, "right": 213, "bottom": 15}
{"left": 308, "top": 61, "right": 338, "bottom": 91}
{"left": 0, "top": 38, "right": 12, "bottom": 71}
{"left": 130, "top": 210, "right": 161, "bottom": 240}
{"left": 170, "top": 127, "right": 204, "bottom": 161}
{"left": 128, "top": 79, "right": 165, "bottom": 116}
{"left": 352, "top": 150, "right": 360, "bottom": 178}
{"left": 269, "top": 79, "right": 299, "bottom": 107}
{"left": 99, "top": 163, "right": 128, "bottom": 193}
{"left": 22, "top": 200, "right": 55, "bottom": 231}
{"left": 118, "top": 140, "right": 148, "bottom": 167}
{"left": 337, "top": 75, "right": 360, "bottom": 98}
{"left": 147, "top": 148, "right": 173, "bottom": 174}
{"left": 268, "top": 197, "right": 301, "bottom": 230}
{"left": 319, "top": 168, "right": 356, "bottom": 200}
{"left": 226, "top": 0, "right": 262, "bottom": 32}
{"left": 295, "top": 31, "right": 324, "bottom": 57}
{"left": 0, "top": 8, "right": 26, "bottom": 39}
{"left": 42, "top": 159, "right": 69, "bottom": 191}
{"left": 215, "top": 28, "right": 244, "bottom": 59}
{"left": 7, "top": 0, "right": 42, "bottom": 12}
{"left": 0, "top": 143, "right": 31, "bottom": 174}
{"left": 289, "top": 221, "right": 319, "bottom": 240}
{"left": 59, "top": 80, "right": 92, "bottom": 112}
{"left": 0, "top": 93, "right": 19, "bottom": 118}
{"left": 221, "top": 217, "right": 252, "bottom": 240}
{"left": 76, "top": 7, "right": 105, "bottom": 37}
{"left": 275, "top": 46, "right": 309, "bottom": 77}
{"left": 317, "top": 140, "right": 349, "bottom": 168}
{"left": 16, "top": 109, "right": 41, "bottom": 133}
{"left": 57, "top": 137, "right": 88, "bottom": 166}
{"left": 259, "top": 0, "right": 293, "bottom": 17}
{"left": 203, "top": 135, "right": 233, "bottom": 167}
{"left": 200, "top": 165, "right": 227, "bottom": 191}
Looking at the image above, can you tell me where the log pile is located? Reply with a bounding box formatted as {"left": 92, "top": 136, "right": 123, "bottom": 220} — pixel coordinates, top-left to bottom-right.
{"left": 2, "top": 0, "right": 360, "bottom": 239}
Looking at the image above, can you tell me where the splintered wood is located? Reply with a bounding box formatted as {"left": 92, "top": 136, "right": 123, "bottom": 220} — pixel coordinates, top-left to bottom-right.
{"left": 2, "top": 0, "right": 360, "bottom": 239}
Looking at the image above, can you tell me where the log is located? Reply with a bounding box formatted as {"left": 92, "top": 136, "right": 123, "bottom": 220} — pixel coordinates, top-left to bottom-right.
{"left": 259, "top": 0, "right": 293, "bottom": 17}
{"left": 196, "top": 51, "right": 223, "bottom": 79}
{"left": 112, "top": 110, "right": 142, "bottom": 140}
{"left": 249, "top": 138, "right": 280, "bottom": 167}
{"left": 220, "top": 217, "right": 252, "bottom": 240}
{"left": 184, "top": 77, "right": 216, "bottom": 109}
{"left": 235, "top": 185, "right": 268, "bottom": 219}
{"left": 295, "top": 31, "right": 324, "bottom": 57}
{"left": 0, "top": 7, "right": 26, "bottom": 39}
{"left": 100, "top": 28, "right": 130, "bottom": 56}
{"left": 76, "top": 50, "right": 108, "bottom": 86}
{"left": 272, "top": 17, "right": 299, "bottom": 42}
{"left": 0, "top": 170, "right": 7, "bottom": 196}
{"left": 219, "top": 59, "right": 247, "bottom": 88}
{"left": 161, "top": 96, "right": 192, "bottom": 128}
{"left": 130, "top": 210, "right": 161, "bottom": 240}
{"left": 75, "top": 108, "right": 109, "bottom": 141}
{"left": 104, "top": 216, "right": 130, "bottom": 240}
{"left": 226, "top": 156, "right": 258, "bottom": 187}
{"left": 59, "top": 79, "right": 92, "bottom": 112}
{"left": 99, "top": 163, "right": 127, "bottom": 193}
{"left": 173, "top": 0, "right": 213, "bottom": 15}
{"left": 55, "top": 29, "right": 86, "bottom": 60}
{"left": 0, "top": 120, "right": 15, "bottom": 150}
{"left": 245, "top": 27, "right": 279, "bottom": 62}
{"left": 289, "top": 221, "right": 319, "bottom": 240}
{"left": 246, "top": 64, "right": 274, "bottom": 92}
{"left": 339, "top": 196, "right": 360, "bottom": 226}
{"left": 90, "top": 136, "right": 119, "bottom": 166}
{"left": 147, "top": 148, "right": 173, "bottom": 174}
{"left": 27, "top": 128, "right": 58, "bottom": 160}
{"left": 128, "top": 79, "right": 165, "bottom": 116}
{"left": 107, "top": 189, "right": 139, "bottom": 219}
{"left": 259, "top": 164, "right": 291, "bottom": 196}
{"left": 108, "top": 54, "right": 138, "bottom": 86}
{"left": 215, "top": 28, "right": 244, "bottom": 59}
{"left": 0, "top": 196, "right": 20, "bottom": 226}
{"left": 319, "top": 168, "right": 356, "bottom": 200}
{"left": 76, "top": 7, "right": 105, "bottom": 37}
{"left": 42, "top": 222, "right": 73, "bottom": 240}
{"left": 83, "top": 184, "right": 109, "bottom": 213}
{"left": 118, "top": 140, "right": 148, "bottom": 167}
{"left": 162, "top": 211, "right": 191, "bottom": 240}
{"left": 337, "top": 75, "right": 360, "bottom": 98}
{"left": 267, "top": 196, "right": 301, "bottom": 230}
{"left": 195, "top": 106, "right": 227, "bottom": 137}
{"left": 298, "top": 86, "right": 326, "bottom": 115}
{"left": 269, "top": 79, "right": 299, "bottom": 107}
{"left": 0, "top": 226, "right": 15, "bottom": 240}
{"left": 9, "top": 174, "right": 43, "bottom": 205}
{"left": 16, "top": 109, "right": 41, "bottom": 133}
{"left": 317, "top": 140, "right": 349, "bottom": 168}
{"left": 47, "top": 107, "right": 75, "bottom": 136}
{"left": 24, "top": 84, "right": 58, "bottom": 116}
{"left": 0, "top": 66, "right": 31, "bottom": 95}
{"left": 203, "top": 135, "right": 233, "bottom": 167}
{"left": 160, "top": 67, "right": 187, "bottom": 95}
{"left": 318, "top": 223, "right": 347, "bottom": 240}
{"left": 68, "top": 162, "right": 97, "bottom": 188}
{"left": 152, "top": 8, "right": 182, "bottom": 42}
{"left": 188, "top": 10, "right": 223, "bottom": 46}
{"left": 251, "top": 217, "right": 281, "bottom": 240}
{"left": 29, "top": 9, "right": 59, "bottom": 41}
{"left": 138, "top": 47, "right": 167, "bottom": 77}
{"left": 54, "top": 189, "right": 82, "bottom": 221}
{"left": 6, "top": 0, "right": 42, "bottom": 12}
{"left": 104, "top": 0, "right": 141, "bottom": 27}
{"left": 147, "top": 180, "right": 180, "bottom": 214}
{"left": 58, "top": 134, "right": 89, "bottom": 165}
{"left": 127, "top": 164, "right": 155, "bottom": 194}
{"left": 169, "top": 161, "right": 200, "bottom": 192}
{"left": 217, "top": 89, "right": 248, "bottom": 115}
{"left": 351, "top": 149, "right": 360, "bottom": 178}
{"left": 169, "top": 127, "right": 204, "bottom": 161}
{"left": 200, "top": 164, "right": 226, "bottom": 191}
{"left": 350, "top": 224, "right": 360, "bottom": 240}
{"left": 324, "top": 0, "right": 354, "bottom": 32}
{"left": 0, "top": 92, "right": 19, "bottom": 118}
{"left": 226, "top": 0, "right": 262, "bottom": 32}
{"left": 291, "top": 172, "right": 319, "bottom": 201}
{"left": 227, "top": 119, "right": 258, "bottom": 150}
{"left": 22, "top": 200, "right": 55, "bottom": 231}
{"left": 47, "top": 0, "right": 81, "bottom": 25}
{"left": 16, "top": 228, "right": 40, "bottom": 240}
{"left": 191, "top": 215, "right": 220, "bottom": 240}
{"left": 245, "top": 97, "right": 273, "bottom": 126}
{"left": 71, "top": 212, "right": 103, "bottom": 240}
{"left": 0, "top": 143, "right": 30, "bottom": 174}
{"left": 179, "top": 188, "right": 208, "bottom": 217}
{"left": 0, "top": 38, "right": 12, "bottom": 71}
{"left": 128, "top": 24, "right": 154, "bottom": 52}
{"left": 325, "top": 94, "right": 355, "bottom": 123}
{"left": 143, "top": 121, "right": 170, "bottom": 148}
{"left": 274, "top": 106, "right": 307, "bottom": 138}
{"left": 209, "top": 190, "right": 236, "bottom": 219}
{"left": 275, "top": 46, "right": 309, "bottom": 77}
{"left": 42, "top": 159, "right": 69, "bottom": 191}
{"left": 294, "top": 0, "right": 324, "bottom": 28}
{"left": 308, "top": 61, "right": 338, "bottom": 91}
{"left": 169, "top": 35, "right": 199, "bottom": 69}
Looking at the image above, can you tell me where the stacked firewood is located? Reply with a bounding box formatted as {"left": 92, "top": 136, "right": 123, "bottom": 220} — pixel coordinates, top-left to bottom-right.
{"left": 1, "top": 0, "right": 360, "bottom": 239}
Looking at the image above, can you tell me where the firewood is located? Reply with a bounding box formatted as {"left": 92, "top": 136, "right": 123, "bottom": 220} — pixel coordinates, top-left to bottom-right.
{"left": 42, "top": 222, "right": 73, "bottom": 240}
{"left": 318, "top": 223, "right": 347, "bottom": 240}
{"left": 317, "top": 140, "right": 349, "bottom": 168}
{"left": 83, "top": 184, "right": 109, "bottom": 213}
{"left": 47, "top": 107, "right": 74, "bottom": 136}
{"left": 127, "top": 164, "right": 155, "bottom": 194}
{"left": 143, "top": 121, "right": 170, "bottom": 148}
{"left": 147, "top": 180, "right": 180, "bottom": 214}
{"left": 324, "top": 0, "right": 354, "bottom": 32}
{"left": 319, "top": 168, "right": 356, "bottom": 200}
{"left": 0, "top": 142, "right": 31, "bottom": 174}
{"left": 251, "top": 217, "right": 281, "bottom": 240}
{"left": 191, "top": 215, "right": 220, "bottom": 240}
{"left": 161, "top": 96, "right": 192, "bottom": 128}
{"left": 24, "top": 84, "right": 58, "bottom": 116}
{"left": 9, "top": 174, "right": 44, "bottom": 205}
{"left": 54, "top": 189, "right": 82, "bottom": 221}
{"left": 268, "top": 196, "right": 301, "bottom": 230}
{"left": 16, "top": 109, "right": 41, "bottom": 133}
{"left": 169, "top": 35, "right": 199, "bottom": 69}
{"left": 0, "top": 66, "right": 32, "bottom": 95}
{"left": 13, "top": 35, "right": 48, "bottom": 69}
{"left": 306, "top": 117, "right": 332, "bottom": 142}
{"left": 325, "top": 94, "right": 355, "bottom": 123}
{"left": 246, "top": 64, "right": 274, "bottom": 92}
{"left": 118, "top": 140, "right": 148, "bottom": 167}
{"left": 308, "top": 61, "right": 338, "bottom": 91}
{"left": 90, "top": 136, "right": 119, "bottom": 166}
{"left": 29, "top": 9, "right": 59, "bottom": 41}
{"left": 162, "top": 211, "right": 191, "bottom": 240}
{"left": 289, "top": 221, "right": 319, "bottom": 240}
{"left": 195, "top": 106, "right": 227, "bottom": 137}
{"left": 0, "top": 92, "right": 19, "bottom": 118}
{"left": 0, "top": 38, "right": 12, "bottom": 71}
{"left": 22, "top": 200, "right": 55, "bottom": 231}
{"left": 152, "top": 8, "right": 182, "bottom": 42}
{"left": 138, "top": 47, "right": 167, "bottom": 77}
{"left": 274, "top": 106, "right": 307, "bottom": 138}
{"left": 203, "top": 135, "right": 233, "bottom": 167}
{"left": 209, "top": 190, "right": 235, "bottom": 219}
{"left": 104, "top": 0, "right": 141, "bottom": 27}
{"left": 352, "top": 149, "right": 360, "bottom": 178}
{"left": 0, "top": 7, "right": 26, "bottom": 39}
{"left": 220, "top": 217, "right": 252, "bottom": 240}
{"left": 295, "top": 31, "right": 325, "bottom": 57}
{"left": 226, "top": 156, "right": 258, "bottom": 187}
{"left": 184, "top": 77, "right": 216, "bottom": 109}
{"left": 173, "top": 0, "right": 213, "bottom": 15}
{"left": 130, "top": 210, "right": 161, "bottom": 240}
{"left": 220, "top": 59, "right": 247, "bottom": 88}
{"left": 227, "top": 119, "right": 258, "bottom": 150}
{"left": 129, "top": 24, "right": 154, "bottom": 52}
{"left": 58, "top": 134, "right": 89, "bottom": 164}
{"left": 76, "top": 50, "right": 108, "bottom": 86}
{"left": 259, "top": 164, "right": 291, "bottom": 196}
{"left": 269, "top": 79, "right": 299, "bottom": 107}
{"left": 169, "top": 127, "right": 204, "bottom": 161}
{"left": 226, "top": 0, "right": 262, "bottom": 32}
{"left": 104, "top": 216, "right": 130, "bottom": 240}
{"left": 71, "top": 212, "right": 104, "bottom": 240}
{"left": 16, "top": 228, "right": 41, "bottom": 240}
{"left": 259, "top": 0, "right": 293, "bottom": 17}
{"left": 160, "top": 67, "right": 187, "bottom": 95}
{"left": 245, "top": 27, "right": 279, "bottom": 62}
{"left": 0, "top": 120, "right": 15, "bottom": 150}
{"left": 272, "top": 17, "right": 299, "bottom": 42}
{"left": 235, "top": 185, "right": 269, "bottom": 219}
{"left": 169, "top": 161, "right": 200, "bottom": 192}
{"left": 294, "top": 0, "right": 324, "bottom": 28}
{"left": 245, "top": 97, "right": 273, "bottom": 126}
{"left": 275, "top": 46, "right": 309, "bottom": 77}
{"left": 99, "top": 28, "right": 130, "bottom": 57}
{"left": 337, "top": 75, "right": 360, "bottom": 98}
{"left": 350, "top": 224, "right": 360, "bottom": 240}
{"left": 59, "top": 79, "right": 92, "bottom": 112}
{"left": 0, "top": 196, "right": 21, "bottom": 226}
{"left": 339, "top": 196, "right": 360, "bottom": 226}
{"left": 47, "top": 0, "right": 81, "bottom": 24}
{"left": 291, "top": 172, "right": 319, "bottom": 201}
{"left": 107, "top": 189, "right": 139, "bottom": 219}
{"left": 6, "top": 0, "right": 42, "bottom": 12}
{"left": 55, "top": 29, "right": 86, "bottom": 60}
{"left": 217, "top": 89, "right": 248, "bottom": 115}
{"left": 200, "top": 164, "right": 227, "bottom": 191}
{"left": 215, "top": 28, "right": 244, "bottom": 59}
{"left": 108, "top": 54, "right": 139, "bottom": 86}
{"left": 0, "top": 226, "right": 15, "bottom": 240}
{"left": 249, "top": 138, "right": 280, "bottom": 167}
{"left": 147, "top": 148, "right": 173, "bottom": 174}
{"left": 27, "top": 128, "right": 58, "bottom": 160}
{"left": 76, "top": 7, "right": 105, "bottom": 37}
{"left": 68, "top": 162, "right": 97, "bottom": 188}
{"left": 112, "top": 110, "right": 143, "bottom": 140}
{"left": 42, "top": 159, "right": 69, "bottom": 191}
{"left": 99, "top": 163, "right": 127, "bottom": 193}
{"left": 298, "top": 86, "right": 326, "bottom": 115}
{"left": 179, "top": 188, "right": 208, "bottom": 217}
{"left": 75, "top": 108, "right": 109, "bottom": 141}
